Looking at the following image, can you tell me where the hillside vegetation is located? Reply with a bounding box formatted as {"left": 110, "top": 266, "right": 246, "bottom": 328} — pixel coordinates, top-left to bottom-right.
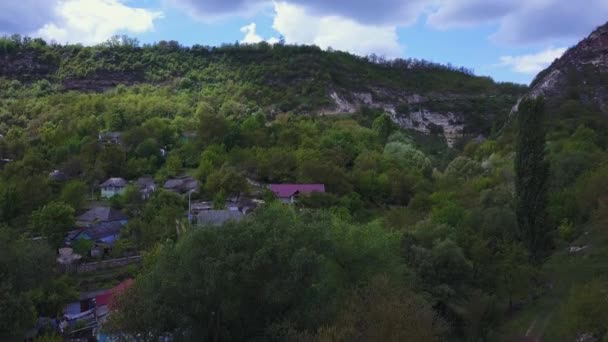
{"left": 0, "top": 32, "right": 607, "bottom": 341}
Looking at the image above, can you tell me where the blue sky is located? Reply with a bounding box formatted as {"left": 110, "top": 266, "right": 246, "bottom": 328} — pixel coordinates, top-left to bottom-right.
{"left": 1, "top": 0, "right": 607, "bottom": 85}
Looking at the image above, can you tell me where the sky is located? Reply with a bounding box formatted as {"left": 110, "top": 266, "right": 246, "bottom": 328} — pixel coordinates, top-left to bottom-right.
{"left": 1, "top": 1, "right": 607, "bottom": 85}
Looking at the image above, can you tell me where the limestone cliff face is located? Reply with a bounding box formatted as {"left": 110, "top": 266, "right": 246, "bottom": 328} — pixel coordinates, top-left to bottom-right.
{"left": 323, "top": 90, "right": 504, "bottom": 147}
{"left": 528, "top": 22, "right": 608, "bottom": 112}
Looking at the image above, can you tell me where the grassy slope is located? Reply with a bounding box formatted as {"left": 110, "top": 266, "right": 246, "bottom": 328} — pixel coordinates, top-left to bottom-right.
{"left": 499, "top": 223, "right": 608, "bottom": 340}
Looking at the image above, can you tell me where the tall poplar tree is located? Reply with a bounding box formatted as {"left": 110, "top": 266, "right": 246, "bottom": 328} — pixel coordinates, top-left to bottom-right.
{"left": 515, "top": 97, "right": 551, "bottom": 262}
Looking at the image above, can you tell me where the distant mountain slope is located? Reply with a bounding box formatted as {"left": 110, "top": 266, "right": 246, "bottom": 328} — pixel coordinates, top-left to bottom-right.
{"left": 0, "top": 36, "right": 526, "bottom": 144}
{"left": 529, "top": 21, "right": 608, "bottom": 113}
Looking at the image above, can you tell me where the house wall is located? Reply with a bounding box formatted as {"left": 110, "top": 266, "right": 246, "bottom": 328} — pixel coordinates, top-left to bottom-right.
{"left": 101, "top": 186, "right": 125, "bottom": 198}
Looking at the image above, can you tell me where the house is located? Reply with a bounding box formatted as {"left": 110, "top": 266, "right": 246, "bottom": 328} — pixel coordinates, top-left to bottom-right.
{"left": 196, "top": 210, "right": 244, "bottom": 226}
{"left": 135, "top": 177, "right": 156, "bottom": 199}
{"left": 191, "top": 197, "right": 261, "bottom": 216}
{"left": 163, "top": 176, "right": 199, "bottom": 194}
{"left": 76, "top": 206, "right": 128, "bottom": 227}
{"left": 73, "top": 221, "right": 125, "bottom": 244}
{"left": 98, "top": 131, "right": 121, "bottom": 144}
{"left": 190, "top": 201, "right": 213, "bottom": 215}
{"left": 49, "top": 169, "right": 68, "bottom": 182}
{"left": 62, "top": 279, "right": 134, "bottom": 338}
{"left": 269, "top": 184, "right": 326, "bottom": 204}
{"left": 0, "top": 158, "right": 12, "bottom": 169}
{"left": 226, "top": 197, "right": 261, "bottom": 214}
{"left": 56, "top": 247, "right": 82, "bottom": 273}
{"left": 100, "top": 177, "right": 127, "bottom": 198}
{"left": 95, "top": 279, "right": 134, "bottom": 312}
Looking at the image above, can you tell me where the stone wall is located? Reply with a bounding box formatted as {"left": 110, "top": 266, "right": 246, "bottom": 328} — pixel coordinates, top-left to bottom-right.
{"left": 77, "top": 255, "right": 142, "bottom": 273}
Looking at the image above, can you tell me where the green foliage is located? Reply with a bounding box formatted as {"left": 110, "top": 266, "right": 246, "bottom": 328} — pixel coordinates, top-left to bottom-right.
{"left": 30, "top": 202, "right": 75, "bottom": 247}
{"left": 1, "top": 34, "right": 606, "bottom": 342}
{"left": 557, "top": 279, "right": 608, "bottom": 340}
{"left": 383, "top": 141, "right": 432, "bottom": 176}
{"left": 306, "top": 276, "right": 446, "bottom": 341}
{"left": 107, "top": 205, "right": 405, "bottom": 339}
{"left": 60, "top": 180, "right": 87, "bottom": 210}
{"left": 557, "top": 219, "right": 577, "bottom": 242}
{"left": 515, "top": 97, "right": 551, "bottom": 261}
{"left": 0, "top": 227, "right": 55, "bottom": 339}
{"left": 444, "top": 156, "right": 484, "bottom": 180}
{"left": 205, "top": 166, "right": 248, "bottom": 197}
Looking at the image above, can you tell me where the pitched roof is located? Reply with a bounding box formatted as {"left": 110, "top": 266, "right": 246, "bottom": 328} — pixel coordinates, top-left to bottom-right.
{"left": 77, "top": 207, "right": 128, "bottom": 224}
{"left": 191, "top": 201, "right": 213, "bottom": 211}
{"left": 163, "top": 176, "right": 199, "bottom": 193}
{"left": 86, "top": 221, "right": 125, "bottom": 240}
{"left": 49, "top": 170, "right": 68, "bottom": 181}
{"left": 95, "top": 279, "right": 134, "bottom": 307}
{"left": 135, "top": 177, "right": 155, "bottom": 189}
{"left": 197, "top": 210, "right": 244, "bottom": 226}
{"left": 269, "top": 184, "right": 325, "bottom": 198}
{"left": 99, "top": 131, "right": 121, "bottom": 139}
{"left": 100, "top": 177, "right": 127, "bottom": 188}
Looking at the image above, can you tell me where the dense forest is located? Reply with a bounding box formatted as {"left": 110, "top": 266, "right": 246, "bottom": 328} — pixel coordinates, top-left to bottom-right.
{"left": 1, "top": 33, "right": 608, "bottom": 341}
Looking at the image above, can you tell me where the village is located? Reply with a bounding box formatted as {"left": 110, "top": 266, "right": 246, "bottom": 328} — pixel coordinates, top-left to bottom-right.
{"left": 37, "top": 131, "right": 327, "bottom": 339}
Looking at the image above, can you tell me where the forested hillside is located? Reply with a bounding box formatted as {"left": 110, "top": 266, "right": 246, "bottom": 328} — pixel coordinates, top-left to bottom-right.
{"left": 0, "top": 28, "right": 607, "bottom": 341}
{"left": 0, "top": 34, "right": 525, "bottom": 141}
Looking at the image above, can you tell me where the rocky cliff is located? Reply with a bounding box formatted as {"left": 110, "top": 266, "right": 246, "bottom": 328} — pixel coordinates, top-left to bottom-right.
{"left": 528, "top": 21, "right": 608, "bottom": 113}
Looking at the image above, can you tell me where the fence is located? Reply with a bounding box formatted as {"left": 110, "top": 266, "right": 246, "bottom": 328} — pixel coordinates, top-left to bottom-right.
{"left": 77, "top": 255, "right": 142, "bottom": 273}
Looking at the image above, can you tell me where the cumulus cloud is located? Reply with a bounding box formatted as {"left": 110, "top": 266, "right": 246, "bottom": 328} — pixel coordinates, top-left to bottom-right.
{"left": 491, "top": 1, "right": 608, "bottom": 45}
{"left": 428, "top": 0, "right": 608, "bottom": 45}
{"left": 280, "top": 0, "right": 428, "bottom": 26}
{"left": 172, "top": 0, "right": 608, "bottom": 46}
{"left": 166, "top": 0, "right": 271, "bottom": 21}
{"left": 272, "top": 2, "right": 402, "bottom": 57}
{"left": 499, "top": 47, "right": 566, "bottom": 74}
{"left": 0, "top": 1, "right": 61, "bottom": 34}
{"left": 240, "top": 22, "right": 264, "bottom": 44}
{"left": 36, "top": 0, "right": 163, "bottom": 45}
{"left": 171, "top": 0, "right": 428, "bottom": 25}
{"left": 428, "top": 0, "right": 517, "bottom": 29}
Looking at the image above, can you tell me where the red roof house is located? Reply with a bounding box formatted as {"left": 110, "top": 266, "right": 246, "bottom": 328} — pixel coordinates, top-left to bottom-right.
{"left": 269, "top": 184, "right": 325, "bottom": 203}
{"left": 95, "top": 279, "right": 134, "bottom": 308}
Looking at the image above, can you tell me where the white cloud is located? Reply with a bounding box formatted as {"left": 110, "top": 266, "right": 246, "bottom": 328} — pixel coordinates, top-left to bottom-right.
{"left": 272, "top": 2, "right": 402, "bottom": 57}
{"left": 36, "top": 0, "right": 163, "bottom": 45}
{"left": 499, "top": 47, "right": 566, "bottom": 74}
{"left": 428, "top": 0, "right": 517, "bottom": 29}
{"left": 240, "top": 22, "right": 264, "bottom": 44}
{"left": 0, "top": 1, "right": 61, "bottom": 34}
{"left": 428, "top": 0, "right": 608, "bottom": 45}
{"left": 166, "top": 0, "right": 271, "bottom": 22}
{"left": 170, "top": 0, "right": 428, "bottom": 26}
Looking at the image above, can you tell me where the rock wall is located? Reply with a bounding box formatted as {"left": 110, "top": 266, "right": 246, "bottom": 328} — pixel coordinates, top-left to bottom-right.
{"left": 324, "top": 90, "right": 465, "bottom": 147}
{"left": 77, "top": 255, "right": 142, "bottom": 273}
